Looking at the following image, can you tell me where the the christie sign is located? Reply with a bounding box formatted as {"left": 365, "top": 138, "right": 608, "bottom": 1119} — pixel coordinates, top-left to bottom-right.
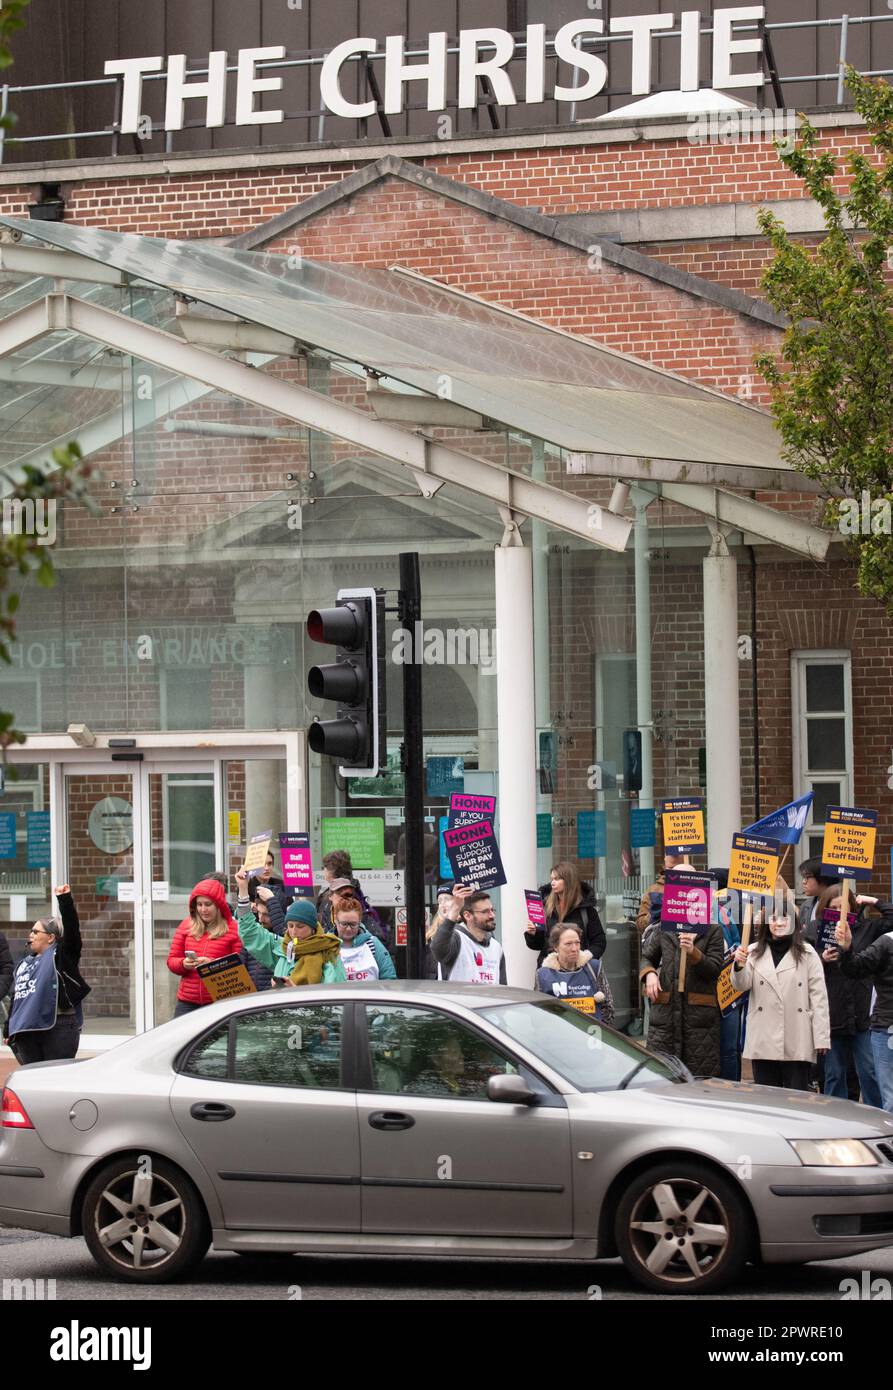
{"left": 106, "top": 8, "right": 768, "bottom": 134}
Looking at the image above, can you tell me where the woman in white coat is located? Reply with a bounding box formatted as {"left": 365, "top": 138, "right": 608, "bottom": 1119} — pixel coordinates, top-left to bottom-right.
{"left": 731, "top": 898, "right": 830, "bottom": 1091}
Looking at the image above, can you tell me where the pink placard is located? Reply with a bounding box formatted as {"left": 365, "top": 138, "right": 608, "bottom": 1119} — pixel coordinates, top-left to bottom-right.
{"left": 279, "top": 832, "right": 314, "bottom": 890}
{"left": 525, "top": 889, "right": 547, "bottom": 927}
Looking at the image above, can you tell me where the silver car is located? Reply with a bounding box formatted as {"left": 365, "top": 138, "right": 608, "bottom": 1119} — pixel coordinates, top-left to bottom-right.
{"left": 3, "top": 982, "right": 893, "bottom": 1293}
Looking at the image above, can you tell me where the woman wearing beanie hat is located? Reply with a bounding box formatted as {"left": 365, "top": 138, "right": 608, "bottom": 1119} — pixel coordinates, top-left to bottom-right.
{"left": 236, "top": 868, "right": 346, "bottom": 987}
{"left": 166, "top": 877, "right": 243, "bottom": 1017}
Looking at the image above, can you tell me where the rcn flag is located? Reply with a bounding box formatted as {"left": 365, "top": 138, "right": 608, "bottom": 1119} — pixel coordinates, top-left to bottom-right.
{"left": 742, "top": 792, "right": 813, "bottom": 846}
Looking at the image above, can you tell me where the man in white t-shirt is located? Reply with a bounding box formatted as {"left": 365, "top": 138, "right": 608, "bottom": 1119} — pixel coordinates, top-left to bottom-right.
{"left": 431, "top": 885, "right": 506, "bottom": 984}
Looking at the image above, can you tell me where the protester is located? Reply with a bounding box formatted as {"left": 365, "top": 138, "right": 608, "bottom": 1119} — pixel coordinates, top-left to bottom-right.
{"left": 167, "top": 877, "right": 242, "bottom": 1016}
{"left": 731, "top": 895, "right": 830, "bottom": 1091}
{"left": 806, "top": 884, "right": 889, "bottom": 1106}
{"left": 237, "top": 869, "right": 346, "bottom": 986}
{"left": 639, "top": 909, "right": 724, "bottom": 1076}
{"left": 331, "top": 893, "right": 397, "bottom": 981}
{"left": 423, "top": 883, "right": 454, "bottom": 979}
{"left": 431, "top": 885, "right": 506, "bottom": 983}
{"left": 247, "top": 851, "right": 293, "bottom": 914}
{"left": 836, "top": 908, "right": 893, "bottom": 1112}
{"left": 711, "top": 869, "right": 747, "bottom": 1082}
{"left": 536, "top": 923, "right": 615, "bottom": 1024}
{"left": 238, "top": 883, "right": 287, "bottom": 992}
{"left": 6, "top": 886, "right": 89, "bottom": 1064}
{"left": 317, "top": 849, "right": 388, "bottom": 944}
{"left": 798, "top": 857, "right": 841, "bottom": 933}
{"left": 524, "top": 862, "right": 605, "bottom": 967}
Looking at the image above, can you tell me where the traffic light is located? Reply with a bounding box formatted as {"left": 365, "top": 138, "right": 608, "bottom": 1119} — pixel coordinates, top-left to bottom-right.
{"left": 306, "top": 587, "right": 386, "bottom": 776}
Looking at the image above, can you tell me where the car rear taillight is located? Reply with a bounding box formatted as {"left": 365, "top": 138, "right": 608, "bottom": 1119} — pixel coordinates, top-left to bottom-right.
{"left": 1, "top": 1087, "right": 34, "bottom": 1129}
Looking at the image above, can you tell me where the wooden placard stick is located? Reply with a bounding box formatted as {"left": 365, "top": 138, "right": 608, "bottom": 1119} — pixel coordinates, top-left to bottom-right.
{"left": 677, "top": 856, "right": 693, "bottom": 991}
{"left": 838, "top": 876, "right": 851, "bottom": 932}
{"left": 740, "top": 896, "right": 754, "bottom": 950}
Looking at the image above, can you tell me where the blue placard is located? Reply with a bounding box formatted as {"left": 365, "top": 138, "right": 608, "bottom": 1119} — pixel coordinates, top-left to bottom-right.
{"left": 0, "top": 812, "right": 15, "bottom": 859}
{"left": 439, "top": 816, "right": 451, "bottom": 881}
{"left": 536, "top": 812, "right": 553, "bottom": 849}
{"left": 26, "top": 810, "right": 51, "bottom": 869}
{"left": 426, "top": 756, "right": 465, "bottom": 798}
{"left": 630, "top": 807, "right": 656, "bottom": 849}
{"left": 577, "top": 810, "right": 607, "bottom": 859}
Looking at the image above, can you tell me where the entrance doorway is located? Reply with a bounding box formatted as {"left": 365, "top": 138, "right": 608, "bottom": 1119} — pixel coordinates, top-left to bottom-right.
{"left": 5, "top": 734, "right": 304, "bottom": 1043}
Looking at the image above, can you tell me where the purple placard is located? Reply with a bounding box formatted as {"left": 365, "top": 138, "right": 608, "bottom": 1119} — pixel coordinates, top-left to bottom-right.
{"left": 442, "top": 818, "right": 507, "bottom": 891}
{"left": 525, "top": 889, "right": 547, "bottom": 927}
{"left": 819, "top": 908, "right": 856, "bottom": 952}
{"left": 660, "top": 869, "right": 713, "bottom": 933}
{"left": 448, "top": 792, "right": 497, "bottom": 830}
{"left": 279, "top": 832, "right": 314, "bottom": 890}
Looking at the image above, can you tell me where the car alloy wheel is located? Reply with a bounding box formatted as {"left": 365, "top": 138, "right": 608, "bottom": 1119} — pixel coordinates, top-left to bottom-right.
{"left": 82, "top": 1156, "right": 210, "bottom": 1283}
{"left": 615, "top": 1161, "right": 751, "bottom": 1294}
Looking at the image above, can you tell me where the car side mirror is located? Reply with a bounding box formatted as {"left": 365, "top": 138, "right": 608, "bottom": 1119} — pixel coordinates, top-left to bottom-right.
{"left": 487, "top": 1073, "right": 538, "bottom": 1106}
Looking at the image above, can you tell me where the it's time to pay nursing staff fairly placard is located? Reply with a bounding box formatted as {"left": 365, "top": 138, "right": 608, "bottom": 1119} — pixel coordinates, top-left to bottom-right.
{"left": 821, "top": 806, "right": 877, "bottom": 880}
{"left": 660, "top": 798, "right": 705, "bottom": 855}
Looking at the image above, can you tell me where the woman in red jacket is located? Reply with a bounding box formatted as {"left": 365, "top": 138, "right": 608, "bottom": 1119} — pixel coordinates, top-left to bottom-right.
{"left": 166, "top": 877, "right": 242, "bottom": 1017}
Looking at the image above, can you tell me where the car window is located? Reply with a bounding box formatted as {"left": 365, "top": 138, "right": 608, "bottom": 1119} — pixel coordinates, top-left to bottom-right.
{"left": 182, "top": 1022, "right": 229, "bottom": 1080}
{"left": 364, "top": 1004, "right": 533, "bottom": 1101}
{"left": 229, "top": 1006, "right": 344, "bottom": 1089}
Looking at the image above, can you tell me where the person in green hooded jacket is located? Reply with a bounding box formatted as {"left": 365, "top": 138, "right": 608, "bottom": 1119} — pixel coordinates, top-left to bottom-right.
{"left": 235, "top": 868, "right": 346, "bottom": 987}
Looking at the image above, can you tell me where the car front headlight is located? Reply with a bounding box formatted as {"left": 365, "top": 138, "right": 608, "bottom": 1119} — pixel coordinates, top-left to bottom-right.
{"left": 789, "top": 1139, "right": 878, "bottom": 1167}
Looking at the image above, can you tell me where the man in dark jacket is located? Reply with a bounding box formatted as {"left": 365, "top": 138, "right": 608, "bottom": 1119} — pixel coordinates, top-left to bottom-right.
{"left": 524, "top": 881, "right": 606, "bottom": 968}
{"left": 837, "top": 913, "right": 893, "bottom": 1113}
{"left": 8, "top": 887, "right": 89, "bottom": 1064}
{"left": 798, "top": 857, "right": 841, "bottom": 933}
{"left": 807, "top": 895, "right": 891, "bottom": 1106}
{"left": 640, "top": 921, "right": 724, "bottom": 1077}
{"left": 239, "top": 884, "right": 286, "bottom": 991}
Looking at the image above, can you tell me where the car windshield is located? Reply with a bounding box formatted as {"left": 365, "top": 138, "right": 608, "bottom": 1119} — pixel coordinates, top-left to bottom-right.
{"left": 478, "top": 1000, "right": 679, "bottom": 1092}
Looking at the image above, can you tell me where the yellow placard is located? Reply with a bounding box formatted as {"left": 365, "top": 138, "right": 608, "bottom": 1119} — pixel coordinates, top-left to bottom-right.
{"left": 227, "top": 811, "right": 241, "bottom": 842}
{"left": 728, "top": 846, "right": 779, "bottom": 896}
{"left": 197, "top": 956, "right": 256, "bottom": 1002}
{"left": 660, "top": 800, "right": 705, "bottom": 853}
{"left": 821, "top": 815, "right": 876, "bottom": 875}
{"left": 716, "top": 960, "right": 745, "bottom": 1015}
{"left": 565, "top": 995, "right": 596, "bottom": 1013}
{"left": 243, "top": 831, "right": 272, "bottom": 873}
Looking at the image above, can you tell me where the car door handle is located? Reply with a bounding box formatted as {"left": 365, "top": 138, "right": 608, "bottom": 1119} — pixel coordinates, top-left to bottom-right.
{"left": 368, "top": 1111, "right": 415, "bottom": 1131}
{"left": 190, "top": 1102, "right": 236, "bottom": 1122}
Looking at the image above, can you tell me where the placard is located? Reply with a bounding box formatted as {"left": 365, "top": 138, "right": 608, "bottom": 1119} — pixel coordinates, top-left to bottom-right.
{"left": 279, "top": 831, "right": 314, "bottom": 890}
{"left": 0, "top": 811, "right": 16, "bottom": 859}
{"left": 442, "top": 819, "right": 507, "bottom": 891}
{"left": 196, "top": 952, "right": 256, "bottom": 1001}
{"left": 243, "top": 829, "right": 273, "bottom": 875}
{"left": 630, "top": 807, "right": 656, "bottom": 849}
{"left": 661, "top": 798, "right": 705, "bottom": 854}
{"left": 525, "top": 889, "right": 547, "bottom": 927}
{"left": 660, "top": 869, "right": 713, "bottom": 931}
{"left": 447, "top": 792, "right": 497, "bottom": 829}
{"left": 819, "top": 908, "right": 856, "bottom": 952}
{"left": 321, "top": 816, "right": 385, "bottom": 869}
{"left": 577, "top": 810, "right": 607, "bottom": 859}
{"left": 717, "top": 960, "right": 746, "bottom": 1016}
{"left": 728, "top": 833, "right": 782, "bottom": 896}
{"left": 821, "top": 807, "right": 877, "bottom": 880}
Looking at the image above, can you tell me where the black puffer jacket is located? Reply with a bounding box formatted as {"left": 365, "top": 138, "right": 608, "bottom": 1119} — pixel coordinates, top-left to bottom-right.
{"left": 806, "top": 903, "right": 893, "bottom": 1034}
{"left": 639, "top": 923, "right": 724, "bottom": 1077}
{"left": 239, "top": 893, "right": 286, "bottom": 992}
{"left": 840, "top": 927, "right": 893, "bottom": 1031}
{"left": 524, "top": 883, "right": 606, "bottom": 967}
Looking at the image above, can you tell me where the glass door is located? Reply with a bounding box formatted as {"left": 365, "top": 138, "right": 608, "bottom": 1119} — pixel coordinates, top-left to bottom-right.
{"left": 62, "top": 766, "right": 141, "bottom": 1039}
{"left": 142, "top": 763, "right": 218, "bottom": 1029}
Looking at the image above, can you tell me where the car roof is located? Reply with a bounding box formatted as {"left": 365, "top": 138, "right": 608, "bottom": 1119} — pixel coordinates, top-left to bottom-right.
{"left": 204, "top": 980, "right": 540, "bottom": 1016}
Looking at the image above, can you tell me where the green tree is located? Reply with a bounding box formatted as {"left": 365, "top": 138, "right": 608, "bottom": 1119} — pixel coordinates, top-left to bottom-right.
{"left": 0, "top": 0, "right": 96, "bottom": 750}
{"left": 755, "top": 69, "right": 893, "bottom": 610}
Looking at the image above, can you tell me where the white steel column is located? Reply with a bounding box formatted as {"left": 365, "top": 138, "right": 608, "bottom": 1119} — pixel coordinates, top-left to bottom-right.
{"left": 531, "top": 439, "right": 553, "bottom": 883}
{"left": 495, "top": 533, "right": 538, "bottom": 988}
{"left": 633, "top": 493, "right": 655, "bottom": 886}
{"left": 703, "top": 526, "right": 741, "bottom": 864}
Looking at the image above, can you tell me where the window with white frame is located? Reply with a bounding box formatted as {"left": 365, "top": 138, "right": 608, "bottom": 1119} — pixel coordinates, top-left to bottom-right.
{"left": 791, "top": 652, "right": 853, "bottom": 862}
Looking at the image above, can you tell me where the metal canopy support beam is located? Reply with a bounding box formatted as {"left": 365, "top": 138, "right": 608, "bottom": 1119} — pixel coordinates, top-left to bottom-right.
{"left": 0, "top": 294, "right": 632, "bottom": 551}
{"left": 0, "top": 358, "right": 123, "bottom": 391}
{"left": 177, "top": 315, "right": 301, "bottom": 357}
{"left": 567, "top": 451, "right": 824, "bottom": 495}
{"left": 636, "top": 480, "right": 830, "bottom": 559}
{"left": 0, "top": 244, "right": 128, "bottom": 287}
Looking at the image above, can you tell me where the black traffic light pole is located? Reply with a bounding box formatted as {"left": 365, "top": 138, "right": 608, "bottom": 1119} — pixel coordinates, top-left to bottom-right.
{"left": 399, "top": 553, "right": 426, "bottom": 979}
